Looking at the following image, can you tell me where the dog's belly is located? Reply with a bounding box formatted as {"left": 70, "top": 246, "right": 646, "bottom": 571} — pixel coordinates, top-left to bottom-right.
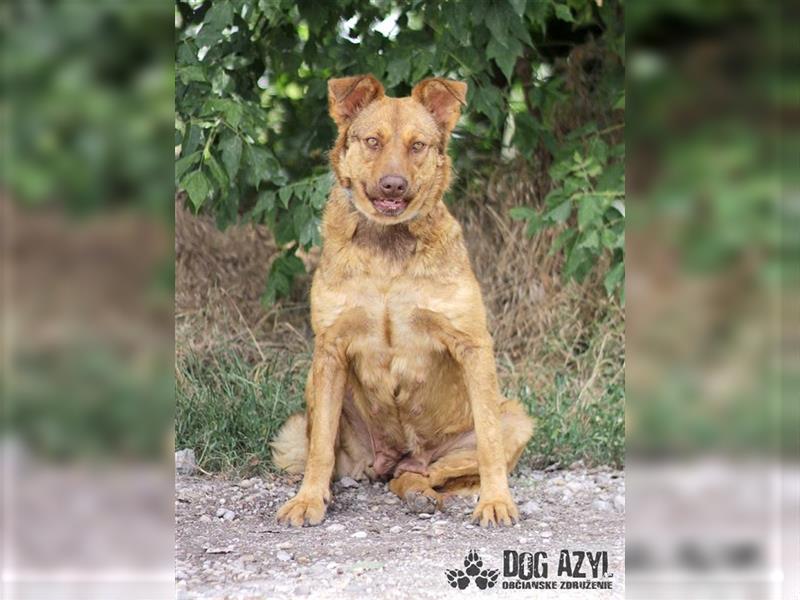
{"left": 344, "top": 307, "right": 473, "bottom": 479}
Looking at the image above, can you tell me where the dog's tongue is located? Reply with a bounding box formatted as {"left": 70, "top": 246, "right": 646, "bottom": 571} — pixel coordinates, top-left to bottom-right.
{"left": 374, "top": 198, "right": 405, "bottom": 214}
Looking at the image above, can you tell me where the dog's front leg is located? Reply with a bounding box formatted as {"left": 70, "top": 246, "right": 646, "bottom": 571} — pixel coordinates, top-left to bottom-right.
{"left": 414, "top": 308, "right": 518, "bottom": 527}
{"left": 276, "top": 335, "right": 347, "bottom": 527}
{"left": 458, "top": 343, "right": 519, "bottom": 527}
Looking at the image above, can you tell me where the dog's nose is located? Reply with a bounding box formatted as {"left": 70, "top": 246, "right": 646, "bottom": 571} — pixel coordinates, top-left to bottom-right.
{"left": 379, "top": 175, "right": 408, "bottom": 198}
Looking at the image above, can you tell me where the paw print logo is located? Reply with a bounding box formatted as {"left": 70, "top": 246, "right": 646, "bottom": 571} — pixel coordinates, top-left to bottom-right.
{"left": 445, "top": 568, "right": 470, "bottom": 590}
{"left": 464, "top": 548, "right": 483, "bottom": 577}
{"left": 475, "top": 568, "right": 499, "bottom": 589}
{"left": 444, "top": 550, "right": 499, "bottom": 590}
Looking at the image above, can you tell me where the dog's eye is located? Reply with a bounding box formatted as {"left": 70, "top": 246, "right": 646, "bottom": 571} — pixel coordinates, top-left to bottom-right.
{"left": 365, "top": 137, "right": 380, "bottom": 149}
{"left": 411, "top": 141, "right": 426, "bottom": 153}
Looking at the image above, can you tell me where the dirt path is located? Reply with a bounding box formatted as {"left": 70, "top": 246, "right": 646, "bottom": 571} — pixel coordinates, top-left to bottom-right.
{"left": 176, "top": 466, "right": 625, "bottom": 599}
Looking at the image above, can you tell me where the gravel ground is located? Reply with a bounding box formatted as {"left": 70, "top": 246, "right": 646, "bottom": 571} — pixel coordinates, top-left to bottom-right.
{"left": 176, "top": 466, "right": 625, "bottom": 599}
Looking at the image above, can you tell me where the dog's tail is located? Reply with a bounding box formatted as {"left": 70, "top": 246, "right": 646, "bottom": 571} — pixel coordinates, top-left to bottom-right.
{"left": 270, "top": 413, "right": 307, "bottom": 473}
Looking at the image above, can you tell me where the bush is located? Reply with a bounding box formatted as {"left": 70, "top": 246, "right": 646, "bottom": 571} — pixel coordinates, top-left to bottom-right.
{"left": 175, "top": 0, "right": 625, "bottom": 301}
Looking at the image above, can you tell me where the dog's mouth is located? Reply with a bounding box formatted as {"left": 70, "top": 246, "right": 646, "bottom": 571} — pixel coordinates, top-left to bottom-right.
{"left": 363, "top": 184, "right": 410, "bottom": 216}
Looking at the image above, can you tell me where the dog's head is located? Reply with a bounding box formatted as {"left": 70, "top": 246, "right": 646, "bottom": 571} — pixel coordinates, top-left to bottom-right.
{"left": 328, "top": 74, "right": 467, "bottom": 225}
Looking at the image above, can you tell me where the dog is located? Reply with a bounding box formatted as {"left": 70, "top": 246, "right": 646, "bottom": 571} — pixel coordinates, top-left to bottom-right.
{"left": 273, "top": 74, "right": 534, "bottom": 528}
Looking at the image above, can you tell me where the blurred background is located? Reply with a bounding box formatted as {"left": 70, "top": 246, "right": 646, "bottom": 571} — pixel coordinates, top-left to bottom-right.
{"left": 1, "top": 0, "right": 797, "bottom": 599}
{"left": 1, "top": 0, "right": 174, "bottom": 598}
{"left": 626, "top": 1, "right": 798, "bottom": 598}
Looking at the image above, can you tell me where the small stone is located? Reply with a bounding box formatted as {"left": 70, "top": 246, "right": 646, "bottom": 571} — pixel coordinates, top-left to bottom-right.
{"left": 339, "top": 477, "right": 359, "bottom": 489}
{"left": 239, "top": 479, "right": 254, "bottom": 489}
{"left": 592, "top": 499, "right": 612, "bottom": 512}
{"left": 215, "top": 507, "right": 227, "bottom": 518}
{"left": 277, "top": 550, "right": 292, "bottom": 562}
{"left": 351, "top": 531, "right": 367, "bottom": 539}
{"left": 417, "top": 513, "right": 432, "bottom": 519}
{"left": 520, "top": 500, "right": 540, "bottom": 516}
{"left": 327, "top": 523, "right": 345, "bottom": 532}
{"left": 240, "top": 554, "right": 256, "bottom": 563}
{"left": 389, "top": 525, "right": 402, "bottom": 533}
{"left": 175, "top": 449, "right": 197, "bottom": 475}
{"left": 566, "top": 480, "right": 584, "bottom": 493}
{"left": 540, "top": 531, "right": 552, "bottom": 538}
{"left": 205, "top": 546, "right": 233, "bottom": 554}
{"left": 199, "top": 514, "right": 212, "bottom": 523}
{"left": 613, "top": 495, "right": 625, "bottom": 512}
{"left": 277, "top": 541, "right": 293, "bottom": 549}
{"left": 384, "top": 496, "right": 399, "bottom": 505}
{"left": 222, "top": 510, "right": 236, "bottom": 521}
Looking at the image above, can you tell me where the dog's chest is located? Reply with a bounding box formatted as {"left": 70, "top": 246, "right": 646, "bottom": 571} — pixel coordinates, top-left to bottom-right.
{"left": 339, "top": 274, "right": 460, "bottom": 408}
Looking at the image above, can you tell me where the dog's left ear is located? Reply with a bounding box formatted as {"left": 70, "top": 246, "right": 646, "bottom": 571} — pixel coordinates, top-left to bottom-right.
{"left": 412, "top": 78, "right": 468, "bottom": 136}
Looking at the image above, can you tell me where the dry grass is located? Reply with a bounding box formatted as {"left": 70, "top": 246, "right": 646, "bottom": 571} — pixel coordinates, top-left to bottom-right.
{"left": 175, "top": 195, "right": 314, "bottom": 367}
{"left": 175, "top": 158, "right": 623, "bottom": 406}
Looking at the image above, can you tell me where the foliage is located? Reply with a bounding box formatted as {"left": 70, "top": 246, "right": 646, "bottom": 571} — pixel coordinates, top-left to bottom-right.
{"left": 3, "top": 1, "right": 173, "bottom": 216}
{"left": 510, "top": 124, "right": 625, "bottom": 297}
{"left": 175, "top": 0, "right": 625, "bottom": 301}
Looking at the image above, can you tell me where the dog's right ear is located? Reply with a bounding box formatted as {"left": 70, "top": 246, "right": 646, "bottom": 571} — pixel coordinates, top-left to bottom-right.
{"left": 328, "top": 75, "right": 385, "bottom": 129}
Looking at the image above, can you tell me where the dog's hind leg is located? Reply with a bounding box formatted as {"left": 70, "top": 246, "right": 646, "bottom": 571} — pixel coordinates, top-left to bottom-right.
{"left": 428, "top": 399, "right": 534, "bottom": 496}
{"left": 388, "top": 472, "right": 447, "bottom": 514}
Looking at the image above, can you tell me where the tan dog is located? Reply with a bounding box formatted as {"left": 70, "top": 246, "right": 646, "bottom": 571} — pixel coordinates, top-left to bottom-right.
{"left": 273, "top": 75, "right": 534, "bottom": 528}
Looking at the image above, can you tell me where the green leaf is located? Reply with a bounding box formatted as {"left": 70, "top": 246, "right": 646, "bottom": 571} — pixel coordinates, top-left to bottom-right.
{"left": 545, "top": 199, "right": 572, "bottom": 224}
{"left": 386, "top": 56, "right": 411, "bottom": 87}
{"left": 486, "top": 36, "right": 521, "bottom": 82}
{"left": 293, "top": 204, "right": 314, "bottom": 245}
{"left": 508, "top": 0, "right": 527, "bottom": 17}
{"left": 550, "top": 228, "right": 577, "bottom": 255}
{"left": 219, "top": 99, "right": 243, "bottom": 128}
{"left": 220, "top": 134, "right": 242, "bottom": 180}
{"left": 485, "top": 2, "right": 512, "bottom": 42}
{"left": 554, "top": 4, "right": 574, "bottom": 23}
{"left": 601, "top": 228, "right": 621, "bottom": 250}
{"left": 577, "top": 230, "right": 599, "bottom": 250}
{"left": 310, "top": 189, "right": 327, "bottom": 210}
{"left": 509, "top": 206, "right": 538, "bottom": 221}
{"left": 577, "top": 197, "right": 602, "bottom": 230}
{"left": 279, "top": 187, "right": 293, "bottom": 208}
{"left": 183, "top": 124, "right": 203, "bottom": 156}
{"left": 183, "top": 170, "right": 210, "bottom": 211}
{"left": 206, "top": 153, "right": 229, "bottom": 192}
{"left": 253, "top": 190, "right": 276, "bottom": 218}
{"left": 604, "top": 262, "right": 624, "bottom": 295}
{"left": 472, "top": 84, "right": 503, "bottom": 125}
{"left": 178, "top": 65, "right": 206, "bottom": 84}
{"left": 175, "top": 151, "right": 201, "bottom": 183}
{"left": 196, "top": 1, "right": 234, "bottom": 48}
{"left": 245, "top": 145, "right": 283, "bottom": 188}
{"left": 263, "top": 253, "right": 306, "bottom": 305}
{"left": 526, "top": 216, "right": 543, "bottom": 237}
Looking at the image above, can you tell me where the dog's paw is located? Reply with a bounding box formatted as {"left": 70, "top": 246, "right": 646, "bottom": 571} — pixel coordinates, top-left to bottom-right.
{"left": 472, "top": 495, "right": 519, "bottom": 527}
{"left": 463, "top": 548, "right": 483, "bottom": 577}
{"left": 403, "top": 490, "right": 439, "bottom": 514}
{"left": 445, "top": 568, "right": 470, "bottom": 589}
{"left": 276, "top": 493, "right": 327, "bottom": 527}
{"left": 474, "top": 568, "right": 499, "bottom": 589}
